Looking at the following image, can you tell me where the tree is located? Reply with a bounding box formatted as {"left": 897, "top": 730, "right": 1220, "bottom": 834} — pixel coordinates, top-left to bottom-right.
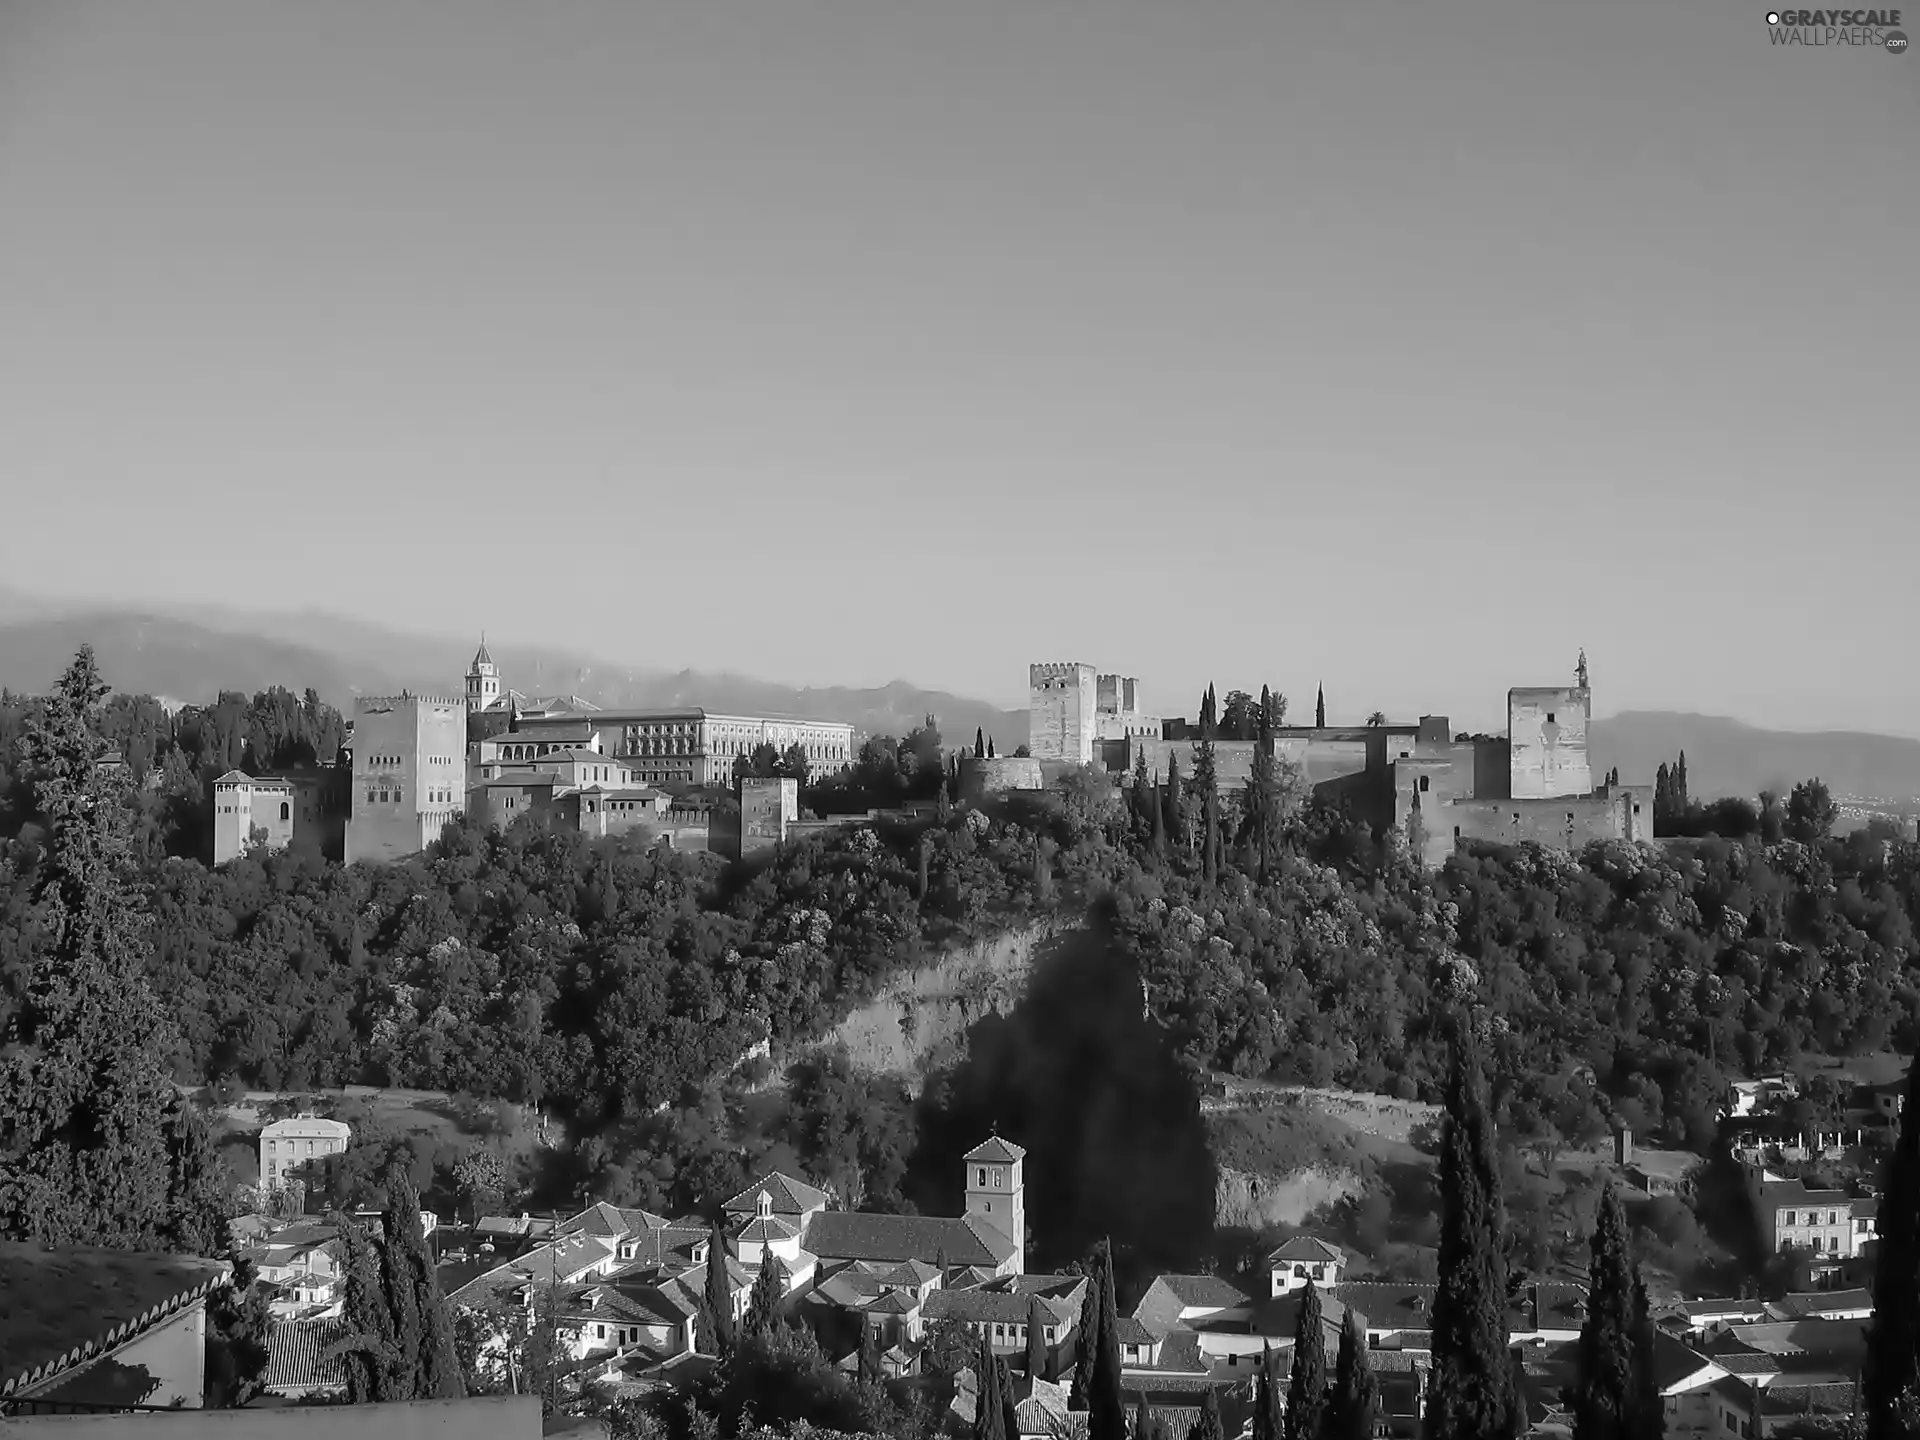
{"left": 1285, "top": 1278, "right": 1327, "bottom": 1440}
{"left": 1134, "top": 1392, "right": 1155, "bottom": 1440}
{"left": 165, "top": 1092, "right": 235, "bottom": 1256}
{"left": 381, "top": 1171, "right": 464, "bottom": 1400}
{"left": 1071, "top": 1243, "right": 1104, "bottom": 1410}
{"left": 1325, "top": 1310, "right": 1380, "bottom": 1440}
{"left": 452, "top": 1146, "right": 508, "bottom": 1224}
{"left": 997, "top": 1353, "right": 1020, "bottom": 1440}
{"left": 330, "top": 1212, "right": 400, "bottom": 1403}
{"left": 1192, "top": 1386, "right": 1225, "bottom": 1440}
{"left": 1252, "top": 1342, "right": 1282, "bottom": 1440}
{"left": 1248, "top": 690, "right": 1281, "bottom": 884}
{"left": 1164, "top": 753, "right": 1185, "bottom": 853}
{"left": 1316, "top": 685, "right": 1326, "bottom": 729}
{"left": 988, "top": 736, "right": 996, "bottom": 759}
{"left": 975, "top": 1334, "right": 1007, "bottom": 1440}
{"left": 1090, "top": 1237, "right": 1127, "bottom": 1440}
{"left": 203, "top": 1257, "right": 272, "bottom": 1408}
{"left": 1193, "top": 726, "right": 1220, "bottom": 887}
{"left": 1866, "top": 1047, "right": 1920, "bottom": 1436}
{"left": 0, "top": 646, "right": 185, "bottom": 1250}
{"left": 1366, "top": 711, "right": 1386, "bottom": 727}
{"left": 746, "top": 1245, "right": 784, "bottom": 1339}
{"left": 1787, "top": 778, "right": 1839, "bottom": 843}
{"left": 1631, "top": 1273, "right": 1664, "bottom": 1439}
{"left": 1027, "top": 1293, "right": 1048, "bottom": 1379}
{"left": 1572, "top": 1182, "right": 1639, "bottom": 1440}
{"left": 706, "top": 1220, "right": 736, "bottom": 1355}
{"left": 1425, "top": 1012, "right": 1521, "bottom": 1440}
{"left": 858, "top": 1322, "right": 882, "bottom": 1387}
{"left": 976, "top": 728, "right": 987, "bottom": 760}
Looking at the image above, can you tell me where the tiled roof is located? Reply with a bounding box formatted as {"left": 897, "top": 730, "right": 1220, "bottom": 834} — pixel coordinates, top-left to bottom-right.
{"left": 262, "top": 1317, "right": 350, "bottom": 1394}
{"left": 1755, "top": 1381, "right": 1856, "bottom": 1416}
{"left": 724, "top": 1173, "right": 832, "bottom": 1218}
{"left": 1650, "top": 1332, "right": 1720, "bottom": 1392}
{"left": 1774, "top": 1289, "right": 1874, "bottom": 1318}
{"left": 866, "top": 1289, "right": 919, "bottom": 1317}
{"left": 1112, "top": 1316, "right": 1155, "bottom": 1345}
{"left": 1269, "top": 1236, "right": 1345, "bottom": 1265}
{"left": 737, "top": 1215, "right": 800, "bottom": 1244}
{"left": 560, "top": 1202, "right": 670, "bottom": 1242}
{"left": 924, "top": 1286, "right": 1076, "bottom": 1327}
{"left": 1155, "top": 1275, "right": 1253, "bottom": 1309}
{"left": 1334, "top": 1280, "right": 1436, "bottom": 1331}
{"left": 0, "top": 1244, "right": 231, "bottom": 1394}
{"left": 805, "top": 1211, "right": 1016, "bottom": 1269}
{"left": 965, "top": 1137, "right": 1028, "bottom": 1164}
{"left": 1679, "top": 1297, "right": 1764, "bottom": 1320}
{"left": 1122, "top": 1328, "right": 1209, "bottom": 1375}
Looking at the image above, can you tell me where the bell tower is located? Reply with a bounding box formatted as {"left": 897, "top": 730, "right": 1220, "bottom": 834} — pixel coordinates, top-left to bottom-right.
{"left": 466, "top": 638, "right": 500, "bottom": 717}
{"left": 963, "top": 1134, "right": 1027, "bottom": 1274}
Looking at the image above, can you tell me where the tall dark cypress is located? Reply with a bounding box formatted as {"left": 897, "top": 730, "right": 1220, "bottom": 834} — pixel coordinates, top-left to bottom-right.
{"left": 859, "top": 1323, "right": 882, "bottom": 1387}
{"left": 1249, "top": 691, "right": 1280, "bottom": 883}
{"left": 1164, "top": 754, "right": 1185, "bottom": 853}
{"left": 1327, "top": 1309, "right": 1380, "bottom": 1440}
{"left": 745, "top": 1245, "right": 783, "bottom": 1339}
{"left": 1630, "top": 1273, "right": 1664, "bottom": 1439}
{"left": 1866, "top": 1049, "right": 1920, "bottom": 1436}
{"left": 1315, "top": 684, "right": 1326, "bottom": 729}
{"left": 998, "top": 1352, "right": 1021, "bottom": 1440}
{"left": 1090, "top": 1238, "right": 1128, "bottom": 1440}
{"left": 1285, "top": 1279, "right": 1328, "bottom": 1440}
{"left": 1071, "top": 1244, "right": 1104, "bottom": 1411}
{"left": 1572, "top": 1182, "right": 1637, "bottom": 1440}
{"left": 1027, "top": 1293, "right": 1048, "bottom": 1379}
{"left": 975, "top": 1335, "right": 1006, "bottom": 1440}
{"left": 1133, "top": 1392, "right": 1154, "bottom": 1440}
{"left": 383, "top": 1171, "right": 464, "bottom": 1399}
{"left": 705, "top": 1219, "right": 735, "bottom": 1354}
{"left": 1192, "top": 1385, "right": 1225, "bottom": 1440}
{"left": 1252, "top": 1341, "right": 1282, "bottom": 1440}
{"left": 1194, "top": 735, "right": 1219, "bottom": 885}
{"left": 329, "top": 1214, "right": 397, "bottom": 1403}
{"left": 988, "top": 736, "right": 996, "bottom": 758}
{"left": 1425, "top": 1011, "right": 1521, "bottom": 1440}
{"left": 976, "top": 727, "right": 987, "bottom": 759}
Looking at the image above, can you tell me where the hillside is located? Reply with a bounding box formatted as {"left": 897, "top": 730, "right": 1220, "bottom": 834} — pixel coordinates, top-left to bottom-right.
{"left": 1590, "top": 711, "right": 1920, "bottom": 804}
{"left": 0, "top": 602, "right": 1025, "bottom": 744}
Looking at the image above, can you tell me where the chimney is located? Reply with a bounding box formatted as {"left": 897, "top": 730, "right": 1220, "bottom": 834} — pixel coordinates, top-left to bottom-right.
{"left": 1615, "top": 1127, "right": 1633, "bottom": 1167}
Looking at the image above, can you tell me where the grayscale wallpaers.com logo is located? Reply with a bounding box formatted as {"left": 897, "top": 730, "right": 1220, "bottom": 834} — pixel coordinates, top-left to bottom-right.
{"left": 1767, "top": 8, "right": 1909, "bottom": 49}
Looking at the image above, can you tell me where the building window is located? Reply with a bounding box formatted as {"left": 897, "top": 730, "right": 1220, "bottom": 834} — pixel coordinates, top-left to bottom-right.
{"left": 1419, "top": 775, "right": 1430, "bottom": 792}
{"left": 1547, "top": 713, "right": 1556, "bottom": 723}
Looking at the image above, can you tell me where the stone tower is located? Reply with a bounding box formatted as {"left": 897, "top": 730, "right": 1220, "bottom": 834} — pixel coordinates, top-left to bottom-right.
{"left": 466, "top": 638, "right": 500, "bottom": 717}
{"left": 1029, "top": 663, "right": 1097, "bottom": 764}
{"left": 963, "top": 1135, "right": 1027, "bottom": 1273}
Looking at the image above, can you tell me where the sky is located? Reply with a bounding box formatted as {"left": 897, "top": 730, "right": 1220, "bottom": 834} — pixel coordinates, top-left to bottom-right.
{"left": 0, "top": 1, "right": 1914, "bottom": 735}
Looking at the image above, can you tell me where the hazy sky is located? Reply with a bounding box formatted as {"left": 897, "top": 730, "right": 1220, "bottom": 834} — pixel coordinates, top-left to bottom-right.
{"left": 1, "top": 1, "right": 1914, "bottom": 733}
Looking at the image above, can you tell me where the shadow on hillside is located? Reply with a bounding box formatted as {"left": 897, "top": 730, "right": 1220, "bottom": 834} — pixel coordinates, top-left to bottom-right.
{"left": 903, "top": 926, "right": 1216, "bottom": 1300}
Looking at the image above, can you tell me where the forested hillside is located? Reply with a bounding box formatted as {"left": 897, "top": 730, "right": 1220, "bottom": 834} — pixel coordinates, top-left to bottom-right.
{"left": 4, "top": 656, "right": 1920, "bottom": 1283}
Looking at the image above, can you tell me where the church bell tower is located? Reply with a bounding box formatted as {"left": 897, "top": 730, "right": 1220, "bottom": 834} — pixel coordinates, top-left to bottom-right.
{"left": 466, "top": 638, "right": 500, "bottom": 717}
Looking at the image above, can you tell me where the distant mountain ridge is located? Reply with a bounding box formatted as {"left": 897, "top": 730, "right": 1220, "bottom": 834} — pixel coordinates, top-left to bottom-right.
{"left": 0, "top": 600, "right": 1027, "bottom": 748}
{"left": 1, "top": 595, "right": 1914, "bottom": 800}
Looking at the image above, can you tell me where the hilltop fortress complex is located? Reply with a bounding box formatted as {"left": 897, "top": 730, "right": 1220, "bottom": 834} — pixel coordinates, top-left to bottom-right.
{"left": 1026, "top": 652, "right": 1652, "bottom": 867}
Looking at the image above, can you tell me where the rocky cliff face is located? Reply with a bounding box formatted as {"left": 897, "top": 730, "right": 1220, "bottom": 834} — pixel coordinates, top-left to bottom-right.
{"left": 822, "top": 922, "right": 1057, "bottom": 1087}
{"left": 1215, "top": 1164, "right": 1363, "bottom": 1229}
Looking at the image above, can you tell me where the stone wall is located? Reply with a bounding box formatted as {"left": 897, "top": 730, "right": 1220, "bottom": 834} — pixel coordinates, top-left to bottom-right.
{"left": 958, "top": 755, "right": 1045, "bottom": 804}
{"left": 346, "top": 696, "right": 467, "bottom": 865}
{"left": 1403, "top": 783, "right": 1654, "bottom": 869}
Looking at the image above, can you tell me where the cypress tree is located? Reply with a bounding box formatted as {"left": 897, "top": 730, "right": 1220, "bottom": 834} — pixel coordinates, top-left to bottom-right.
{"left": 1252, "top": 1341, "right": 1282, "bottom": 1440}
{"left": 1072, "top": 1243, "right": 1105, "bottom": 1409}
{"left": 164, "top": 1093, "right": 234, "bottom": 1256}
{"left": 1164, "top": 754, "right": 1185, "bottom": 851}
{"left": 976, "top": 727, "right": 987, "bottom": 759}
{"left": 1866, "top": 1048, "right": 1920, "bottom": 1436}
{"left": 1630, "top": 1273, "right": 1664, "bottom": 1439}
{"left": 1249, "top": 692, "right": 1280, "bottom": 884}
{"left": 1316, "top": 684, "right": 1326, "bottom": 728}
{"left": 859, "top": 1322, "right": 882, "bottom": 1387}
{"left": 1027, "top": 1293, "right": 1048, "bottom": 1379}
{"left": 329, "top": 1212, "right": 400, "bottom": 1402}
{"left": 705, "top": 1219, "right": 735, "bottom": 1354}
{"left": 0, "top": 647, "right": 183, "bottom": 1250}
{"left": 745, "top": 1245, "right": 784, "bottom": 1338}
{"left": 988, "top": 736, "right": 996, "bottom": 759}
{"left": 1326, "top": 1309, "right": 1380, "bottom": 1440}
{"left": 999, "top": 1352, "right": 1021, "bottom": 1440}
{"left": 1194, "top": 735, "right": 1219, "bottom": 885}
{"left": 382, "top": 1170, "right": 464, "bottom": 1399}
{"left": 1572, "top": 1182, "right": 1637, "bottom": 1440}
{"left": 1192, "top": 1385, "right": 1225, "bottom": 1440}
{"left": 1285, "top": 1279, "right": 1328, "bottom": 1440}
{"left": 1090, "top": 1238, "right": 1128, "bottom": 1440}
{"left": 976, "top": 1335, "right": 1007, "bottom": 1440}
{"left": 1425, "top": 1011, "right": 1521, "bottom": 1440}
{"left": 1134, "top": 1392, "right": 1154, "bottom": 1440}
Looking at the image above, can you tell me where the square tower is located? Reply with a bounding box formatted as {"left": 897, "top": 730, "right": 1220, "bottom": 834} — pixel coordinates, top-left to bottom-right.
{"left": 346, "top": 694, "right": 469, "bottom": 864}
{"left": 964, "top": 1135, "right": 1027, "bottom": 1273}
{"left": 212, "top": 771, "right": 257, "bottom": 866}
{"left": 1029, "top": 663, "right": 1097, "bottom": 765}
